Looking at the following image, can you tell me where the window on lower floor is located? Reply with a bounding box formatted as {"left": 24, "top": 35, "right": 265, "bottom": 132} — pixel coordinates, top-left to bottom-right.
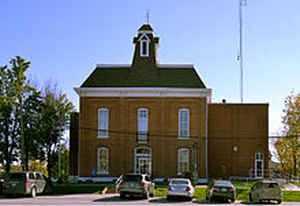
{"left": 97, "top": 147, "right": 109, "bottom": 174}
{"left": 255, "top": 152, "right": 264, "bottom": 178}
{"left": 178, "top": 148, "right": 189, "bottom": 175}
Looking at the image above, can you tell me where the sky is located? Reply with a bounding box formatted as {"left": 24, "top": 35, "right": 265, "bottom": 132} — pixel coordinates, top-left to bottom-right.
{"left": 1, "top": 0, "right": 299, "bottom": 136}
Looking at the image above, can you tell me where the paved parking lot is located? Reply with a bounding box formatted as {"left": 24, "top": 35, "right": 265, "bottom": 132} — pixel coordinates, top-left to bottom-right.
{"left": 0, "top": 194, "right": 298, "bottom": 205}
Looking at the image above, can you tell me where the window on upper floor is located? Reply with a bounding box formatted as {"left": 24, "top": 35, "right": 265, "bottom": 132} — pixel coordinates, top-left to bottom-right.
{"left": 137, "top": 108, "right": 148, "bottom": 141}
{"left": 97, "top": 147, "right": 109, "bottom": 174}
{"left": 98, "top": 108, "right": 109, "bottom": 138}
{"left": 178, "top": 109, "right": 190, "bottom": 139}
{"left": 178, "top": 148, "right": 189, "bottom": 175}
{"left": 140, "top": 40, "right": 149, "bottom": 57}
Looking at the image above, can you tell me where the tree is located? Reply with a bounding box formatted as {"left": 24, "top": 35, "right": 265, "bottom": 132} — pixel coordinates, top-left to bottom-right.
{"left": 275, "top": 92, "right": 300, "bottom": 177}
{"left": 38, "top": 85, "right": 74, "bottom": 181}
{"left": 0, "top": 57, "right": 33, "bottom": 173}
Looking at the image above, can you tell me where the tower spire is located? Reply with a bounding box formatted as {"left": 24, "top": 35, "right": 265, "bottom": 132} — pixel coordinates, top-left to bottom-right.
{"left": 146, "top": 10, "right": 150, "bottom": 24}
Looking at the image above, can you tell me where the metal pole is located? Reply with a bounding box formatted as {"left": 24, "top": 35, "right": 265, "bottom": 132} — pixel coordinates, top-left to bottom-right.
{"left": 239, "top": 0, "right": 244, "bottom": 103}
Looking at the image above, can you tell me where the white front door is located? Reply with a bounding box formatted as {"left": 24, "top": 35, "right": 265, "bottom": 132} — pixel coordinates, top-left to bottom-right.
{"left": 138, "top": 158, "right": 151, "bottom": 175}
{"left": 255, "top": 159, "right": 264, "bottom": 178}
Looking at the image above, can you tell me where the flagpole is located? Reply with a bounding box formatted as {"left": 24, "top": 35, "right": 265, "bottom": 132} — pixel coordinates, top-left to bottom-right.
{"left": 239, "top": 0, "right": 244, "bottom": 103}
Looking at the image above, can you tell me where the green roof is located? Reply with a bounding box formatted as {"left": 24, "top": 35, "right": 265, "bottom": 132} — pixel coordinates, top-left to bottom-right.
{"left": 80, "top": 65, "right": 206, "bottom": 88}
{"left": 138, "top": 24, "right": 153, "bottom": 31}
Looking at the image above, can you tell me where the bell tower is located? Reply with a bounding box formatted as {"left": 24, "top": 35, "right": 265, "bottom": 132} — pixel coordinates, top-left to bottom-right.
{"left": 132, "top": 24, "right": 160, "bottom": 66}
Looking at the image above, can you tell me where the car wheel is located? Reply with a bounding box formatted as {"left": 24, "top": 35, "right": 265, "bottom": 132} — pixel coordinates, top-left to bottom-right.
{"left": 31, "top": 187, "right": 36, "bottom": 198}
{"left": 209, "top": 196, "right": 214, "bottom": 202}
{"left": 231, "top": 198, "right": 235, "bottom": 203}
{"left": 143, "top": 192, "right": 149, "bottom": 199}
{"left": 206, "top": 195, "right": 208, "bottom": 201}
{"left": 277, "top": 199, "right": 282, "bottom": 204}
{"left": 167, "top": 195, "right": 172, "bottom": 201}
{"left": 150, "top": 192, "right": 154, "bottom": 197}
{"left": 249, "top": 194, "right": 253, "bottom": 202}
{"left": 120, "top": 192, "right": 125, "bottom": 199}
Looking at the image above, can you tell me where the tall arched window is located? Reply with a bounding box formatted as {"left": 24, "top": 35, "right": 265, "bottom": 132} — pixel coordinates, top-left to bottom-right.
{"left": 178, "top": 148, "right": 189, "bottom": 175}
{"left": 178, "top": 109, "right": 190, "bottom": 138}
{"left": 98, "top": 108, "right": 109, "bottom": 138}
{"left": 255, "top": 152, "right": 264, "bottom": 178}
{"left": 97, "top": 147, "right": 109, "bottom": 174}
{"left": 138, "top": 108, "right": 148, "bottom": 141}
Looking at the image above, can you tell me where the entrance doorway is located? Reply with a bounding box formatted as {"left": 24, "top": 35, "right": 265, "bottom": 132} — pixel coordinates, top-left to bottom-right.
{"left": 135, "top": 147, "right": 152, "bottom": 175}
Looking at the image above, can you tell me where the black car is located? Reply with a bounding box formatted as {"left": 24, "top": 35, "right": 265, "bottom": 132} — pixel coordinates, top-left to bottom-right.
{"left": 206, "top": 180, "right": 236, "bottom": 203}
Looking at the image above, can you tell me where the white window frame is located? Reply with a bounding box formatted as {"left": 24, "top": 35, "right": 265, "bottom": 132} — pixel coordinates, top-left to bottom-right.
{"left": 140, "top": 39, "right": 149, "bottom": 57}
{"left": 177, "top": 148, "right": 189, "bottom": 175}
{"left": 98, "top": 108, "right": 109, "bottom": 138}
{"left": 97, "top": 147, "right": 109, "bottom": 175}
{"left": 178, "top": 109, "right": 190, "bottom": 139}
{"left": 255, "top": 152, "right": 264, "bottom": 179}
{"left": 138, "top": 108, "right": 148, "bottom": 140}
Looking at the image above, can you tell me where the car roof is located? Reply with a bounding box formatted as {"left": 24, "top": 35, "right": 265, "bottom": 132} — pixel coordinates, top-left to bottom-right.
{"left": 214, "top": 180, "right": 233, "bottom": 186}
{"left": 259, "top": 180, "right": 279, "bottom": 184}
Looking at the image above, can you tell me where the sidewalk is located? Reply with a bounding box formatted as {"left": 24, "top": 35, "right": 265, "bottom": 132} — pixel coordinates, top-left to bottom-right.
{"left": 282, "top": 183, "right": 300, "bottom": 191}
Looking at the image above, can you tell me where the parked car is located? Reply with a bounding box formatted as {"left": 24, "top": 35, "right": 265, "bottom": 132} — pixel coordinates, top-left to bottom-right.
{"left": 119, "top": 173, "right": 155, "bottom": 199}
{"left": 2, "top": 171, "right": 47, "bottom": 198}
{"left": 167, "top": 178, "right": 195, "bottom": 201}
{"left": 206, "top": 179, "right": 236, "bottom": 203}
{"left": 249, "top": 180, "right": 282, "bottom": 204}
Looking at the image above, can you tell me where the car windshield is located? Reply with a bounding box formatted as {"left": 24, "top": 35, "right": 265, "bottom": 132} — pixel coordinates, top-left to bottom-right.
{"left": 123, "top": 175, "right": 142, "bottom": 182}
{"left": 171, "top": 180, "right": 189, "bottom": 185}
{"left": 214, "top": 180, "right": 232, "bottom": 187}
{"left": 8, "top": 173, "right": 26, "bottom": 180}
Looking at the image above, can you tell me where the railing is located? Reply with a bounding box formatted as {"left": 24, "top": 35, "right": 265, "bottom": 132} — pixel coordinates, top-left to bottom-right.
{"left": 136, "top": 131, "right": 149, "bottom": 143}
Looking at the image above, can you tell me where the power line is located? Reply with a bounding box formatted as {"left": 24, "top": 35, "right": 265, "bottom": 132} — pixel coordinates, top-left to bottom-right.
{"left": 73, "top": 126, "right": 300, "bottom": 140}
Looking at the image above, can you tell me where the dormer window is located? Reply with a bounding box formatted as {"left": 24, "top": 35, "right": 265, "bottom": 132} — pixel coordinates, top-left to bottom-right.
{"left": 140, "top": 39, "right": 149, "bottom": 57}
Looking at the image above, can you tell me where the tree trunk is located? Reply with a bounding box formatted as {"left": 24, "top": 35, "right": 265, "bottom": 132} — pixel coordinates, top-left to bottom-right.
{"left": 4, "top": 119, "right": 10, "bottom": 174}
{"left": 293, "top": 154, "right": 297, "bottom": 177}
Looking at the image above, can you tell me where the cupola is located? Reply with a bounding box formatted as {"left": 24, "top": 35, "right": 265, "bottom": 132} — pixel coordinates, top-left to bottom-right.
{"left": 132, "top": 24, "right": 159, "bottom": 66}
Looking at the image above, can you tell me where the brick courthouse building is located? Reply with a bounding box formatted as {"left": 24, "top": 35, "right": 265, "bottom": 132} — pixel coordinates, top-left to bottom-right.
{"left": 71, "top": 24, "right": 269, "bottom": 181}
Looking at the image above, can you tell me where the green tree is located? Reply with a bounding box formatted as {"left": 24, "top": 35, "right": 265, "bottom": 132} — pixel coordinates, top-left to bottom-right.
{"left": 38, "top": 86, "right": 74, "bottom": 181}
{"left": 0, "top": 57, "right": 33, "bottom": 173}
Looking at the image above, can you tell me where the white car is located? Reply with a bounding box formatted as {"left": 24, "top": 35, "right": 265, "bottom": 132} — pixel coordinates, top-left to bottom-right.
{"left": 167, "top": 178, "right": 195, "bottom": 200}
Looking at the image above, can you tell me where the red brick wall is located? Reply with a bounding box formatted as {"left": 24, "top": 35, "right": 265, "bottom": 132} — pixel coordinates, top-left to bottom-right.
{"left": 208, "top": 104, "right": 269, "bottom": 178}
{"left": 78, "top": 97, "right": 208, "bottom": 178}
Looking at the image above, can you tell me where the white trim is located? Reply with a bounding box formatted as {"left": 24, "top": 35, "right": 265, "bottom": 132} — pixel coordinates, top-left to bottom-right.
{"left": 74, "top": 87, "right": 212, "bottom": 98}
{"left": 177, "top": 148, "right": 189, "bottom": 175}
{"left": 98, "top": 108, "right": 109, "bottom": 138}
{"left": 178, "top": 109, "right": 190, "bottom": 139}
{"left": 138, "top": 31, "right": 153, "bottom": 35}
{"left": 140, "top": 39, "right": 149, "bottom": 57}
{"left": 137, "top": 108, "right": 148, "bottom": 141}
{"left": 97, "top": 147, "right": 109, "bottom": 175}
{"left": 255, "top": 152, "right": 264, "bottom": 179}
{"left": 78, "top": 119, "right": 81, "bottom": 176}
{"left": 95, "top": 64, "right": 194, "bottom": 68}
{"left": 134, "top": 146, "right": 152, "bottom": 175}
{"left": 138, "top": 33, "right": 151, "bottom": 41}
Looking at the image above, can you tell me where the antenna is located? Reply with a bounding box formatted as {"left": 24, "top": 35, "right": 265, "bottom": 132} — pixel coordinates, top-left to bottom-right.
{"left": 146, "top": 10, "right": 150, "bottom": 24}
{"left": 239, "top": 0, "right": 247, "bottom": 103}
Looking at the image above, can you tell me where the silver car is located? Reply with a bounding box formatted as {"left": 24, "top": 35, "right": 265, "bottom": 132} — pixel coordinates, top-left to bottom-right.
{"left": 249, "top": 180, "right": 282, "bottom": 204}
{"left": 167, "top": 178, "right": 195, "bottom": 200}
{"left": 2, "top": 171, "right": 46, "bottom": 198}
{"left": 119, "top": 173, "right": 155, "bottom": 199}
